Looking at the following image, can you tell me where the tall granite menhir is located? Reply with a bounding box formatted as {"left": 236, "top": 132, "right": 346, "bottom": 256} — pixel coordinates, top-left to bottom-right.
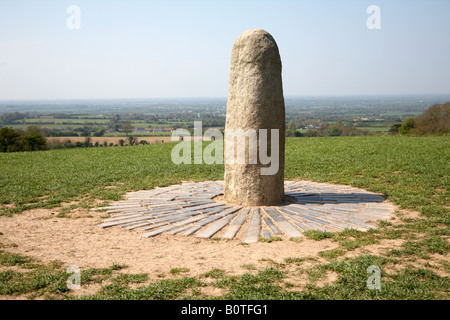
{"left": 224, "top": 29, "right": 285, "bottom": 206}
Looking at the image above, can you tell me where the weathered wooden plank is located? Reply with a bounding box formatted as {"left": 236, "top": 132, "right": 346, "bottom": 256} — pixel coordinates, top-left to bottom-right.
{"left": 180, "top": 201, "right": 215, "bottom": 208}
{"left": 281, "top": 207, "right": 325, "bottom": 219}
{"left": 107, "top": 208, "right": 145, "bottom": 214}
{"left": 262, "top": 230, "right": 271, "bottom": 239}
{"left": 101, "top": 213, "right": 143, "bottom": 223}
{"left": 263, "top": 207, "right": 284, "bottom": 221}
{"left": 179, "top": 202, "right": 224, "bottom": 213}
{"left": 180, "top": 225, "right": 202, "bottom": 236}
{"left": 263, "top": 208, "right": 304, "bottom": 238}
{"left": 220, "top": 208, "right": 249, "bottom": 240}
{"left": 91, "top": 204, "right": 141, "bottom": 211}
{"left": 242, "top": 209, "right": 261, "bottom": 244}
{"left": 168, "top": 225, "right": 194, "bottom": 235}
{"left": 276, "top": 220, "right": 304, "bottom": 238}
{"left": 220, "top": 225, "right": 240, "bottom": 240}
{"left": 285, "top": 204, "right": 332, "bottom": 216}
{"left": 123, "top": 221, "right": 154, "bottom": 230}
{"left": 139, "top": 222, "right": 169, "bottom": 231}
{"left": 263, "top": 217, "right": 282, "bottom": 235}
{"left": 309, "top": 216, "right": 357, "bottom": 231}
{"left": 145, "top": 211, "right": 201, "bottom": 226}
{"left": 326, "top": 213, "right": 371, "bottom": 224}
{"left": 231, "top": 208, "right": 250, "bottom": 225}
{"left": 173, "top": 214, "right": 207, "bottom": 227}
{"left": 218, "top": 206, "right": 242, "bottom": 217}
{"left": 287, "top": 213, "right": 330, "bottom": 225}
{"left": 322, "top": 223, "right": 345, "bottom": 231}
{"left": 98, "top": 216, "right": 153, "bottom": 228}
{"left": 206, "top": 182, "right": 224, "bottom": 190}
{"left": 109, "top": 210, "right": 147, "bottom": 217}
{"left": 144, "top": 206, "right": 181, "bottom": 213}
{"left": 303, "top": 222, "right": 327, "bottom": 232}
{"left": 294, "top": 222, "right": 310, "bottom": 232}
{"left": 195, "top": 214, "right": 236, "bottom": 239}
{"left": 196, "top": 205, "right": 229, "bottom": 215}
{"left": 194, "top": 215, "right": 223, "bottom": 227}
{"left": 142, "top": 225, "right": 179, "bottom": 238}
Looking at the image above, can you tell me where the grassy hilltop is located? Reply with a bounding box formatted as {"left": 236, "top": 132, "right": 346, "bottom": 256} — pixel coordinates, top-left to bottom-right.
{"left": 0, "top": 136, "right": 448, "bottom": 299}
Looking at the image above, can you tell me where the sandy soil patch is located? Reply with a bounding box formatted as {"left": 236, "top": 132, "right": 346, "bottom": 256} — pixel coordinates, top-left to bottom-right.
{"left": 0, "top": 208, "right": 340, "bottom": 282}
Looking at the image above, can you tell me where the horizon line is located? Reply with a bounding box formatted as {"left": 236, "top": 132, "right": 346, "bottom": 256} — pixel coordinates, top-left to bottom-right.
{"left": 1, "top": 93, "right": 450, "bottom": 103}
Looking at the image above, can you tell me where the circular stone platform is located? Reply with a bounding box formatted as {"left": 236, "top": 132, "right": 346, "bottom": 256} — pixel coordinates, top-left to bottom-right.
{"left": 92, "top": 180, "right": 395, "bottom": 243}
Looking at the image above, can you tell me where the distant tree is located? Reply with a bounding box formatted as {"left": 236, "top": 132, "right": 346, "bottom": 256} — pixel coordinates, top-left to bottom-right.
{"left": 389, "top": 124, "right": 402, "bottom": 135}
{"left": 304, "top": 129, "right": 319, "bottom": 137}
{"left": 413, "top": 102, "right": 450, "bottom": 135}
{"left": 22, "top": 132, "right": 47, "bottom": 151}
{"left": 121, "top": 120, "right": 134, "bottom": 136}
{"left": 93, "top": 128, "right": 106, "bottom": 137}
{"left": 108, "top": 114, "right": 121, "bottom": 131}
{"left": 128, "top": 135, "right": 137, "bottom": 145}
{"left": 398, "top": 118, "right": 416, "bottom": 135}
{"left": 286, "top": 123, "right": 298, "bottom": 137}
{"left": 83, "top": 136, "right": 91, "bottom": 148}
{"left": 80, "top": 129, "right": 91, "bottom": 137}
{"left": 0, "top": 127, "right": 22, "bottom": 152}
{"left": 329, "top": 125, "right": 341, "bottom": 136}
{"left": 26, "top": 125, "right": 41, "bottom": 133}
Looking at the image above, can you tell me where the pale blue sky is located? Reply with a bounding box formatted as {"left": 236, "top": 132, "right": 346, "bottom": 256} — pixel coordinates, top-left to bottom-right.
{"left": 0, "top": 0, "right": 449, "bottom": 99}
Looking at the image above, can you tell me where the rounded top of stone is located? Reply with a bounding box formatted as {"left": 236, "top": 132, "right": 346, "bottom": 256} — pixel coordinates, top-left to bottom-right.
{"left": 232, "top": 29, "right": 280, "bottom": 64}
{"left": 235, "top": 29, "right": 276, "bottom": 44}
{"left": 240, "top": 28, "right": 270, "bottom": 36}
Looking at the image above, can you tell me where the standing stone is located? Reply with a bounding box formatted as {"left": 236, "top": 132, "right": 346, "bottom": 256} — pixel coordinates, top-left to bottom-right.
{"left": 224, "top": 29, "right": 285, "bottom": 206}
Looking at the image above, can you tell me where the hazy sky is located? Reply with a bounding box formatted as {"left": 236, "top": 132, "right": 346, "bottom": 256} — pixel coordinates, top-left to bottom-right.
{"left": 0, "top": 0, "right": 449, "bottom": 100}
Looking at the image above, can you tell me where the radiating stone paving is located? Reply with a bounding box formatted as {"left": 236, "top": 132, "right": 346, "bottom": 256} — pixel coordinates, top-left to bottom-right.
{"left": 92, "top": 181, "right": 395, "bottom": 243}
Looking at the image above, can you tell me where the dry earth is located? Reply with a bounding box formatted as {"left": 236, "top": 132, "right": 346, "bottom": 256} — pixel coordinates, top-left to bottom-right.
{"left": 1, "top": 203, "right": 403, "bottom": 279}
{"left": 0, "top": 207, "right": 340, "bottom": 279}
{"left": 2, "top": 199, "right": 435, "bottom": 299}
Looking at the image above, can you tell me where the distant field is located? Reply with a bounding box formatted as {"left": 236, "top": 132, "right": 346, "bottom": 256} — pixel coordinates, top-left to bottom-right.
{"left": 357, "top": 126, "right": 390, "bottom": 133}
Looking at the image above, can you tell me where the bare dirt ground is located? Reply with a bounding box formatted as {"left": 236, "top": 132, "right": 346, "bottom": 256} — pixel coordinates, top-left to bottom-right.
{"left": 1, "top": 204, "right": 403, "bottom": 278}
{"left": 2, "top": 199, "right": 435, "bottom": 299}
{"left": 0, "top": 208, "right": 338, "bottom": 278}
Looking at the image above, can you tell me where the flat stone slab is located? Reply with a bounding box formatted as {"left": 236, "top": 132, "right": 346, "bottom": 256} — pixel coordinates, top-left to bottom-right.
{"left": 242, "top": 208, "right": 261, "bottom": 244}
{"left": 94, "top": 180, "right": 395, "bottom": 243}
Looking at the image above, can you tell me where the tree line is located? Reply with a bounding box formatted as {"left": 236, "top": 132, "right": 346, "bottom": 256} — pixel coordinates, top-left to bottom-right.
{"left": 0, "top": 127, "right": 47, "bottom": 152}
{"left": 390, "top": 102, "right": 449, "bottom": 135}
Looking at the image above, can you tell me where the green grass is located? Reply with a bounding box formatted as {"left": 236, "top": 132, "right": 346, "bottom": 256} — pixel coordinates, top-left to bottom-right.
{"left": 170, "top": 268, "right": 190, "bottom": 275}
{"left": 0, "top": 135, "right": 448, "bottom": 299}
{"left": 0, "top": 142, "right": 222, "bottom": 215}
{"left": 0, "top": 136, "right": 447, "bottom": 217}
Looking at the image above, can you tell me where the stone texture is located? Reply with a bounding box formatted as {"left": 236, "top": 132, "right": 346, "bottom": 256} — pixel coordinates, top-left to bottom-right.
{"left": 224, "top": 29, "right": 285, "bottom": 206}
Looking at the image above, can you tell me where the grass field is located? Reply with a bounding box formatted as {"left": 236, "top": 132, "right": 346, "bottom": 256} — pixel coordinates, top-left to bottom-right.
{"left": 0, "top": 136, "right": 449, "bottom": 299}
